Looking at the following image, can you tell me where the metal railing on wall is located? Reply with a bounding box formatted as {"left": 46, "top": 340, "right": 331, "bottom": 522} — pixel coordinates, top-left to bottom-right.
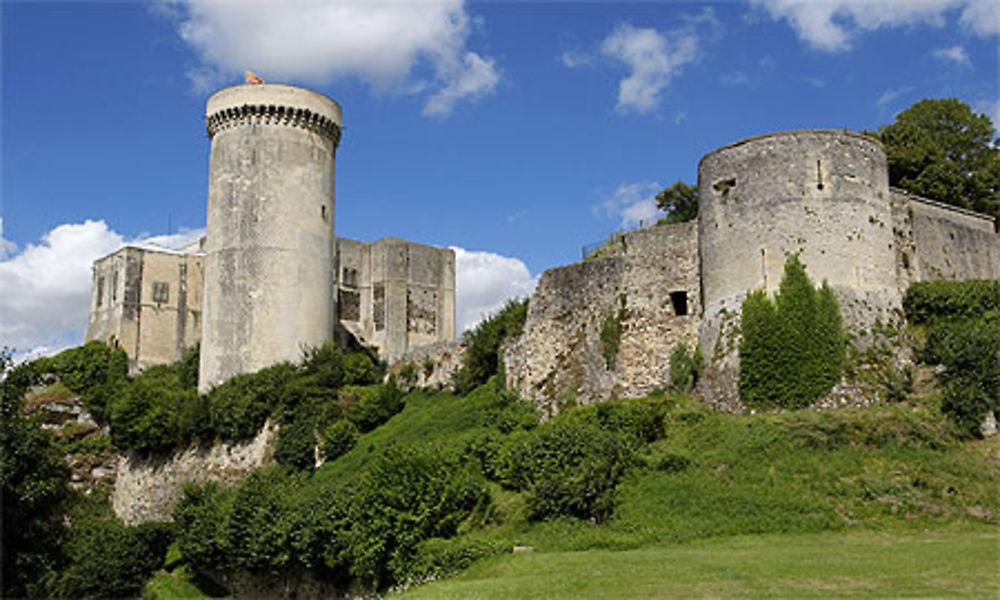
{"left": 581, "top": 218, "right": 660, "bottom": 260}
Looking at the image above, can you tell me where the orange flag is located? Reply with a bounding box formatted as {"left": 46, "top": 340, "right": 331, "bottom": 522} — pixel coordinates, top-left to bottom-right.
{"left": 245, "top": 71, "right": 264, "bottom": 84}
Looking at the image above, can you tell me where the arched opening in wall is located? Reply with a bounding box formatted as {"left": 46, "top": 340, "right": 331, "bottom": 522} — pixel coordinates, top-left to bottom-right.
{"left": 669, "top": 291, "right": 689, "bottom": 316}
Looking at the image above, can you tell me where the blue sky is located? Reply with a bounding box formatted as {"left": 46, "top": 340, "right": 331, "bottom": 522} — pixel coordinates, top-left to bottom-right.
{"left": 2, "top": 0, "right": 998, "bottom": 356}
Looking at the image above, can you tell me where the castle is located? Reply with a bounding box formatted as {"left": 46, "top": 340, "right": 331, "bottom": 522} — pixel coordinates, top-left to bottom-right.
{"left": 502, "top": 130, "right": 1000, "bottom": 413}
{"left": 86, "top": 84, "right": 455, "bottom": 388}
{"left": 87, "top": 84, "right": 1000, "bottom": 408}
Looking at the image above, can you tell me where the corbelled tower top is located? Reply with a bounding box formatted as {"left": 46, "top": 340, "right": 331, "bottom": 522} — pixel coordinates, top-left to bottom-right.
{"left": 205, "top": 83, "right": 343, "bottom": 146}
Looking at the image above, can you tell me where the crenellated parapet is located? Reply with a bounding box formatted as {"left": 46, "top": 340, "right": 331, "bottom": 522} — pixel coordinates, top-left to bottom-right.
{"left": 205, "top": 103, "right": 342, "bottom": 146}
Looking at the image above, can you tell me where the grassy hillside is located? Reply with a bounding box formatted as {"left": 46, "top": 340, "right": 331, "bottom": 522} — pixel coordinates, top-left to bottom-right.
{"left": 143, "top": 382, "right": 998, "bottom": 598}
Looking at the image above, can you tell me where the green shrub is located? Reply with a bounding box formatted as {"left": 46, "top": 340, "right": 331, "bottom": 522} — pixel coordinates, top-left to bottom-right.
{"left": 346, "top": 447, "right": 488, "bottom": 588}
{"left": 454, "top": 298, "right": 529, "bottom": 394}
{"left": 343, "top": 351, "right": 380, "bottom": 385}
{"left": 222, "top": 466, "right": 303, "bottom": 570}
{"left": 496, "top": 420, "right": 635, "bottom": 522}
{"left": 344, "top": 384, "right": 404, "bottom": 432}
{"left": 55, "top": 515, "right": 172, "bottom": 599}
{"left": 566, "top": 398, "right": 667, "bottom": 443}
{"left": 668, "top": 343, "right": 703, "bottom": 394}
{"left": 109, "top": 367, "right": 197, "bottom": 455}
{"left": 208, "top": 361, "right": 297, "bottom": 442}
{"left": 922, "top": 312, "right": 1000, "bottom": 437}
{"left": 173, "top": 482, "right": 232, "bottom": 570}
{"left": 739, "top": 256, "right": 846, "bottom": 409}
{"left": 322, "top": 419, "right": 359, "bottom": 461}
{"left": 600, "top": 307, "right": 622, "bottom": 370}
{"left": 404, "top": 537, "right": 505, "bottom": 584}
{"left": 47, "top": 341, "right": 129, "bottom": 423}
{"left": 1, "top": 350, "right": 72, "bottom": 599}
{"left": 903, "top": 279, "right": 1000, "bottom": 324}
{"left": 274, "top": 414, "right": 318, "bottom": 472}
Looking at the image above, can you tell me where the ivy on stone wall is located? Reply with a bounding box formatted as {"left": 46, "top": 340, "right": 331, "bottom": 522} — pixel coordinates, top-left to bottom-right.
{"left": 738, "top": 256, "right": 846, "bottom": 409}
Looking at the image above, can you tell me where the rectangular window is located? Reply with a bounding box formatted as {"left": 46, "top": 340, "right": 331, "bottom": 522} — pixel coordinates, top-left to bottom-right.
{"left": 669, "top": 291, "right": 689, "bottom": 316}
{"left": 96, "top": 276, "right": 105, "bottom": 307}
{"left": 152, "top": 282, "right": 169, "bottom": 303}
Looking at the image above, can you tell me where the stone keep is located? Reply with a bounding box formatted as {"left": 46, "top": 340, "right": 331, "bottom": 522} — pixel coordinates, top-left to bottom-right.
{"left": 199, "top": 84, "right": 342, "bottom": 392}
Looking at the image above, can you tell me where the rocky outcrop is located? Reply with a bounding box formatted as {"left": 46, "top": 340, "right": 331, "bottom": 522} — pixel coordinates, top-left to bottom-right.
{"left": 111, "top": 420, "right": 278, "bottom": 524}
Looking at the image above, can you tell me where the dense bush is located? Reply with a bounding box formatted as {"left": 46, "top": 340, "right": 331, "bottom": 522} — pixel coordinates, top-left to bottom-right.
{"left": 54, "top": 514, "right": 172, "bottom": 599}
{"left": 44, "top": 341, "right": 129, "bottom": 423}
{"left": 174, "top": 448, "right": 487, "bottom": 590}
{"left": 565, "top": 398, "right": 667, "bottom": 443}
{"left": 207, "top": 362, "right": 298, "bottom": 442}
{"left": 173, "top": 482, "right": 233, "bottom": 570}
{"left": 347, "top": 447, "right": 488, "bottom": 587}
{"left": 108, "top": 366, "right": 199, "bottom": 455}
{"left": 1, "top": 350, "right": 72, "bottom": 598}
{"left": 454, "top": 298, "right": 529, "bottom": 394}
{"left": 343, "top": 383, "right": 405, "bottom": 432}
{"left": 739, "top": 256, "right": 846, "bottom": 408}
{"left": 322, "top": 419, "right": 359, "bottom": 460}
{"left": 925, "top": 313, "right": 1000, "bottom": 437}
{"left": 668, "top": 343, "right": 703, "bottom": 394}
{"left": 495, "top": 420, "right": 635, "bottom": 522}
{"left": 903, "top": 280, "right": 1000, "bottom": 324}
{"left": 903, "top": 281, "right": 1000, "bottom": 437}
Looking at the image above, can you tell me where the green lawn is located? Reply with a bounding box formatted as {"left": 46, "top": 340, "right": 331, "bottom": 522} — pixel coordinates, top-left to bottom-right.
{"left": 400, "top": 525, "right": 999, "bottom": 599}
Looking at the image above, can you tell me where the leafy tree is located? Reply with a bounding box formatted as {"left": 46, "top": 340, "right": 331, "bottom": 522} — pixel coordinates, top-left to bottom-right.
{"left": 879, "top": 98, "right": 1000, "bottom": 218}
{"left": 454, "top": 297, "right": 529, "bottom": 394}
{"left": 656, "top": 181, "right": 699, "bottom": 224}
{"left": 668, "top": 343, "right": 704, "bottom": 394}
{"left": 739, "top": 256, "right": 846, "bottom": 408}
{"left": 1, "top": 350, "right": 72, "bottom": 598}
{"left": 54, "top": 512, "right": 172, "bottom": 599}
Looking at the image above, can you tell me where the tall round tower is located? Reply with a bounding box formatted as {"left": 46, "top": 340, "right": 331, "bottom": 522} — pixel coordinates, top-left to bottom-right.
{"left": 696, "top": 130, "right": 901, "bottom": 409}
{"left": 198, "top": 84, "right": 342, "bottom": 392}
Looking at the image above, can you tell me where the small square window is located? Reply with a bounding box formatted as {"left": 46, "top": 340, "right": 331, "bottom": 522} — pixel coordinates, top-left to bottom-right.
{"left": 152, "top": 282, "right": 169, "bottom": 303}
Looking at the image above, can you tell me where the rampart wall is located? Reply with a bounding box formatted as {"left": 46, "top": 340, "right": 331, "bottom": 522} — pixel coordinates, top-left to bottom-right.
{"left": 504, "top": 221, "right": 699, "bottom": 415}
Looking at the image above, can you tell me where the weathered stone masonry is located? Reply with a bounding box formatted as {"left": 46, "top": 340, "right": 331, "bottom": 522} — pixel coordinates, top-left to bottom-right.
{"left": 87, "top": 83, "right": 456, "bottom": 384}
{"left": 505, "top": 130, "right": 999, "bottom": 413}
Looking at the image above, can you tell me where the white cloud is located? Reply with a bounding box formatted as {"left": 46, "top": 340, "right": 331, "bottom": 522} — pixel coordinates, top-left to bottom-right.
{"left": 165, "top": 0, "right": 498, "bottom": 116}
{"left": 560, "top": 50, "right": 593, "bottom": 68}
{"left": 960, "top": 0, "right": 1000, "bottom": 35}
{"left": 595, "top": 182, "right": 663, "bottom": 229}
{"left": 750, "top": 0, "right": 979, "bottom": 52}
{"left": 452, "top": 247, "right": 537, "bottom": 333}
{"left": 600, "top": 23, "right": 699, "bottom": 114}
{"left": 0, "top": 221, "right": 123, "bottom": 358}
{"left": 721, "top": 71, "right": 750, "bottom": 85}
{"left": 803, "top": 76, "right": 827, "bottom": 88}
{"left": 423, "top": 52, "right": 500, "bottom": 117}
{"left": 876, "top": 86, "right": 914, "bottom": 109}
{"left": 933, "top": 44, "right": 971, "bottom": 65}
{"left": 0, "top": 221, "right": 207, "bottom": 360}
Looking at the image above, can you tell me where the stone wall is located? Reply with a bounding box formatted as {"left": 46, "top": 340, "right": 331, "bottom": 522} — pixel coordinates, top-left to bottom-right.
{"left": 504, "top": 222, "right": 699, "bottom": 415}
{"left": 86, "top": 245, "right": 203, "bottom": 373}
{"left": 390, "top": 340, "right": 464, "bottom": 390}
{"left": 337, "top": 237, "right": 456, "bottom": 363}
{"left": 892, "top": 189, "right": 1000, "bottom": 291}
{"left": 111, "top": 420, "right": 277, "bottom": 524}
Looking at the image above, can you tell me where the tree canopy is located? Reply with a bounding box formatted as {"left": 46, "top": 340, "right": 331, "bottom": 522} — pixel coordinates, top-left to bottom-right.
{"left": 655, "top": 181, "right": 699, "bottom": 224}
{"left": 879, "top": 98, "right": 1000, "bottom": 219}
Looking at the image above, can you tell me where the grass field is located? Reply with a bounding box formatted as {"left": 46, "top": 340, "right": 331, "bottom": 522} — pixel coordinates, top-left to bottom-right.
{"left": 400, "top": 525, "right": 1000, "bottom": 598}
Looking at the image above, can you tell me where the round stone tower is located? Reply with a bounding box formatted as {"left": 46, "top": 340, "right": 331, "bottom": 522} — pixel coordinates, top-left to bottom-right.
{"left": 198, "top": 84, "right": 342, "bottom": 392}
{"left": 696, "top": 130, "right": 901, "bottom": 409}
